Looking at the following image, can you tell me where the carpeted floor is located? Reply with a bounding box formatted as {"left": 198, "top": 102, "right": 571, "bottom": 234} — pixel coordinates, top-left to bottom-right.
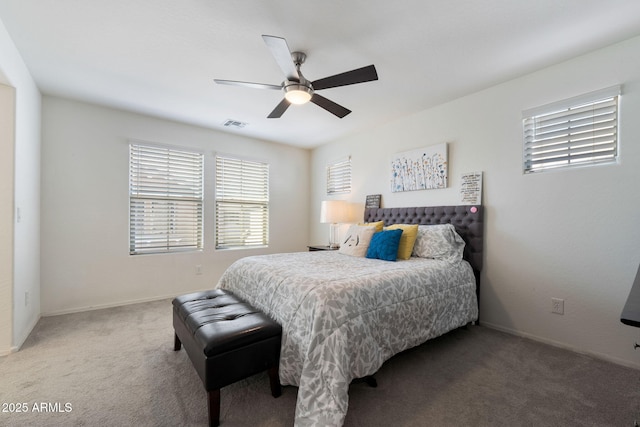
{"left": 1, "top": 299, "right": 639, "bottom": 426}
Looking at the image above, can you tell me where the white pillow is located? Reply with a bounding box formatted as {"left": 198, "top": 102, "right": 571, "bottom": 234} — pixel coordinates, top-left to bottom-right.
{"left": 338, "top": 225, "right": 376, "bottom": 257}
{"left": 412, "top": 224, "right": 465, "bottom": 262}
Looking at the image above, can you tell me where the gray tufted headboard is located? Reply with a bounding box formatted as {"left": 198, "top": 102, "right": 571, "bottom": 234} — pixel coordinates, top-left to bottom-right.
{"left": 363, "top": 204, "right": 484, "bottom": 275}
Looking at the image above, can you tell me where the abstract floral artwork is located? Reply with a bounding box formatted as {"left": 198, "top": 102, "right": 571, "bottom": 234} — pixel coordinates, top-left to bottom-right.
{"left": 390, "top": 143, "right": 448, "bottom": 192}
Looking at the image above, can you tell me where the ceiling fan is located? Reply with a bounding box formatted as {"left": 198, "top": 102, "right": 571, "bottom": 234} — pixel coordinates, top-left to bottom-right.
{"left": 214, "top": 35, "right": 378, "bottom": 119}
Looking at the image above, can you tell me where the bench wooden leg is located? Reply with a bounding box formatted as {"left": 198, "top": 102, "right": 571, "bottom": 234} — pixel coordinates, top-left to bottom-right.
{"left": 207, "top": 389, "right": 220, "bottom": 427}
{"left": 174, "top": 333, "right": 182, "bottom": 351}
{"left": 363, "top": 375, "right": 377, "bottom": 388}
{"left": 268, "top": 365, "right": 281, "bottom": 398}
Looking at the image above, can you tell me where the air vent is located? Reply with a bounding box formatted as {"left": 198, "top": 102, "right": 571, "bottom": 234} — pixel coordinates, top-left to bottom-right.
{"left": 222, "top": 119, "right": 248, "bottom": 129}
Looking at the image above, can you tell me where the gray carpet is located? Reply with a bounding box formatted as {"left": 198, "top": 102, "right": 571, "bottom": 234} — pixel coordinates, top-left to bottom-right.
{"left": 1, "top": 299, "right": 639, "bottom": 427}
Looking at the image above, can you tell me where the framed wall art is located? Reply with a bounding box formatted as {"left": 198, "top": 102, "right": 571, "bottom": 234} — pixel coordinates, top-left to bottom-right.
{"left": 365, "top": 194, "right": 381, "bottom": 208}
{"left": 390, "top": 143, "right": 448, "bottom": 192}
{"left": 460, "top": 171, "right": 483, "bottom": 205}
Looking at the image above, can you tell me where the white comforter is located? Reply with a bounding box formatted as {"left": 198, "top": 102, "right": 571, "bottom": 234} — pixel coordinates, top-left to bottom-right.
{"left": 217, "top": 251, "right": 478, "bottom": 426}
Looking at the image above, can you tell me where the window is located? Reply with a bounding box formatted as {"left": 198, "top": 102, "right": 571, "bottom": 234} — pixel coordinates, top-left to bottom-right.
{"left": 215, "top": 155, "right": 269, "bottom": 249}
{"left": 522, "top": 86, "right": 620, "bottom": 173}
{"left": 327, "top": 156, "right": 351, "bottom": 195}
{"left": 129, "top": 143, "right": 204, "bottom": 255}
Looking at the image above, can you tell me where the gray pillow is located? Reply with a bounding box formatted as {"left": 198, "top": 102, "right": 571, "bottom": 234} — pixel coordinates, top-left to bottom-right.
{"left": 412, "top": 224, "right": 465, "bottom": 262}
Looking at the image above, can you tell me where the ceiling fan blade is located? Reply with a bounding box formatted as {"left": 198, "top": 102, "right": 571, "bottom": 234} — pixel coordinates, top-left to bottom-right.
{"left": 262, "top": 35, "right": 299, "bottom": 81}
{"left": 214, "top": 79, "right": 282, "bottom": 90}
{"left": 267, "top": 98, "right": 291, "bottom": 118}
{"left": 310, "top": 93, "right": 351, "bottom": 118}
{"left": 311, "top": 65, "right": 378, "bottom": 91}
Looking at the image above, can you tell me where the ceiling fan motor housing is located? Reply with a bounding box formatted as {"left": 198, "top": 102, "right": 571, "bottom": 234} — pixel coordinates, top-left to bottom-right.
{"left": 284, "top": 79, "right": 313, "bottom": 104}
{"left": 283, "top": 51, "right": 313, "bottom": 104}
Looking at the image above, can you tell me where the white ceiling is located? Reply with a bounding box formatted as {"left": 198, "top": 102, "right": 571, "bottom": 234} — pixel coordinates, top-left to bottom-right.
{"left": 1, "top": 1, "right": 640, "bottom": 149}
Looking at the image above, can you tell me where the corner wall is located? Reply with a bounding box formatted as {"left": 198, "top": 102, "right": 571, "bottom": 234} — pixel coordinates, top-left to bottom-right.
{"left": 311, "top": 35, "right": 640, "bottom": 368}
{"left": 0, "top": 83, "right": 15, "bottom": 356}
{"left": 0, "top": 17, "right": 42, "bottom": 354}
{"left": 41, "top": 97, "right": 310, "bottom": 315}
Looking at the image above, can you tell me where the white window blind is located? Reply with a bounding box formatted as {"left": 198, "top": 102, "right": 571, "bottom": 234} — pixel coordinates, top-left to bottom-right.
{"left": 327, "top": 156, "right": 351, "bottom": 195}
{"left": 215, "top": 155, "right": 269, "bottom": 249}
{"left": 522, "top": 86, "right": 620, "bottom": 173}
{"left": 129, "top": 144, "right": 204, "bottom": 255}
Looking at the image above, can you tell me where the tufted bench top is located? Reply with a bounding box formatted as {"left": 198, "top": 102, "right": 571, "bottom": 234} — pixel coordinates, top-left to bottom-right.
{"left": 172, "top": 289, "right": 282, "bottom": 357}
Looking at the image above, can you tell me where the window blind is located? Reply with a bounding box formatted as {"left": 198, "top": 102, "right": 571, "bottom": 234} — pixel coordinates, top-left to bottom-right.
{"left": 522, "top": 86, "right": 620, "bottom": 173}
{"left": 129, "top": 144, "right": 204, "bottom": 254}
{"left": 215, "top": 155, "right": 269, "bottom": 249}
{"left": 327, "top": 156, "right": 351, "bottom": 195}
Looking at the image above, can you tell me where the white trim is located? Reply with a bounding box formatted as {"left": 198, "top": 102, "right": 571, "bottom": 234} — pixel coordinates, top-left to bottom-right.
{"left": 214, "top": 154, "right": 270, "bottom": 250}
{"left": 481, "top": 321, "right": 640, "bottom": 370}
{"left": 128, "top": 137, "right": 206, "bottom": 154}
{"left": 522, "top": 85, "right": 621, "bottom": 119}
{"left": 129, "top": 143, "right": 205, "bottom": 254}
{"left": 10, "top": 314, "right": 41, "bottom": 352}
{"left": 326, "top": 155, "right": 352, "bottom": 195}
{"left": 522, "top": 86, "right": 620, "bottom": 174}
{"left": 40, "top": 293, "right": 180, "bottom": 317}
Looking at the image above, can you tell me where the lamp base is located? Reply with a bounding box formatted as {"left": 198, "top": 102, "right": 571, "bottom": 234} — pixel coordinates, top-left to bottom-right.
{"left": 329, "top": 223, "right": 340, "bottom": 249}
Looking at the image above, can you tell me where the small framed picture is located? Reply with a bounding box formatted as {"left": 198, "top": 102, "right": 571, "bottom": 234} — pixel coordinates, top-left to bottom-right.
{"left": 365, "top": 194, "right": 381, "bottom": 209}
{"left": 460, "top": 171, "right": 483, "bottom": 205}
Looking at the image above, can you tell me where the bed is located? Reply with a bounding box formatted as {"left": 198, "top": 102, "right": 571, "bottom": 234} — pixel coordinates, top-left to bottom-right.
{"left": 217, "top": 205, "right": 483, "bottom": 426}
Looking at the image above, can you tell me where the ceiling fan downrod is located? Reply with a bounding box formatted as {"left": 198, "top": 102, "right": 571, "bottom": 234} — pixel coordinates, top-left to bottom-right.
{"left": 284, "top": 51, "right": 313, "bottom": 104}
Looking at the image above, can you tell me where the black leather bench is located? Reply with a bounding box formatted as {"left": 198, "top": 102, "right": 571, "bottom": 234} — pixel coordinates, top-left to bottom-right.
{"left": 172, "top": 289, "right": 282, "bottom": 427}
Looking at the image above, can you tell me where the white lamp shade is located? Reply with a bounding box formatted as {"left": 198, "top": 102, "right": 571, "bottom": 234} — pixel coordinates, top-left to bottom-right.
{"left": 320, "top": 200, "right": 349, "bottom": 223}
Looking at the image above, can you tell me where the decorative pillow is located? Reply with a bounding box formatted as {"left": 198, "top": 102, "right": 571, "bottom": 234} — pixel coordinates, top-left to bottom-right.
{"left": 366, "top": 229, "right": 403, "bottom": 261}
{"left": 412, "top": 224, "right": 465, "bottom": 262}
{"left": 384, "top": 224, "right": 418, "bottom": 260}
{"left": 338, "top": 225, "right": 376, "bottom": 257}
{"left": 357, "top": 220, "right": 384, "bottom": 232}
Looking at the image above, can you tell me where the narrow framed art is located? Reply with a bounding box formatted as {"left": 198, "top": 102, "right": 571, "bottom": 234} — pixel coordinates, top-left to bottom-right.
{"left": 460, "top": 171, "right": 483, "bottom": 205}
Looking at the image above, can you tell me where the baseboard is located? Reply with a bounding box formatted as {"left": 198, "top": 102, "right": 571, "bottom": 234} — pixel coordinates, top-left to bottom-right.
{"left": 40, "top": 288, "right": 220, "bottom": 317}
{"left": 41, "top": 293, "right": 180, "bottom": 317}
{"left": 481, "top": 321, "right": 640, "bottom": 370}
{"left": 11, "top": 313, "right": 41, "bottom": 352}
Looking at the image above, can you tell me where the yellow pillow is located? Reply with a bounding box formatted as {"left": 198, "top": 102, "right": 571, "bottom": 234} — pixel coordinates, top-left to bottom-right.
{"left": 385, "top": 224, "right": 418, "bottom": 260}
{"left": 358, "top": 221, "right": 384, "bottom": 232}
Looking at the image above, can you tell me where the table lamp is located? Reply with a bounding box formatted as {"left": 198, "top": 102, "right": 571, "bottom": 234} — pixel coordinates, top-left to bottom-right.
{"left": 320, "top": 200, "right": 349, "bottom": 249}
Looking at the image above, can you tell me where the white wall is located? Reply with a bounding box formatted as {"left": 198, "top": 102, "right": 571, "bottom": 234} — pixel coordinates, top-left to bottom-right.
{"left": 0, "top": 83, "right": 15, "bottom": 356}
{"left": 0, "top": 17, "right": 41, "bottom": 354}
{"left": 41, "top": 97, "right": 310, "bottom": 315}
{"left": 311, "top": 35, "right": 640, "bottom": 368}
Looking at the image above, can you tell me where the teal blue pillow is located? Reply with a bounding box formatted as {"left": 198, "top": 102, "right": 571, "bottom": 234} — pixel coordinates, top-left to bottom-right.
{"left": 366, "top": 229, "right": 403, "bottom": 261}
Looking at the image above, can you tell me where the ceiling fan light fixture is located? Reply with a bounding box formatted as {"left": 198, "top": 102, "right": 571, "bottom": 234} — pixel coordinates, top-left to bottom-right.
{"left": 284, "top": 83, "right": 313, "bottom": 105}
{"left": 214, "top": 36, "right": 378, "bottom": 118}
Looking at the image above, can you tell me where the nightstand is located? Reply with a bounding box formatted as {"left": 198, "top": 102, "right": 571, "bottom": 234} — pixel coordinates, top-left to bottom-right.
{"left": 307, "top": 245, "right": 338, "bottom": 252}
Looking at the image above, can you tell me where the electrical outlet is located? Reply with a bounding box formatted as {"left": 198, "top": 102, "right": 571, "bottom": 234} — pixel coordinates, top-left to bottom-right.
{"left": 551, "top": 297, "right": 564, "bottom": 315}
{"left": 195, "top": 265, "right": 202, "bottom": 275}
